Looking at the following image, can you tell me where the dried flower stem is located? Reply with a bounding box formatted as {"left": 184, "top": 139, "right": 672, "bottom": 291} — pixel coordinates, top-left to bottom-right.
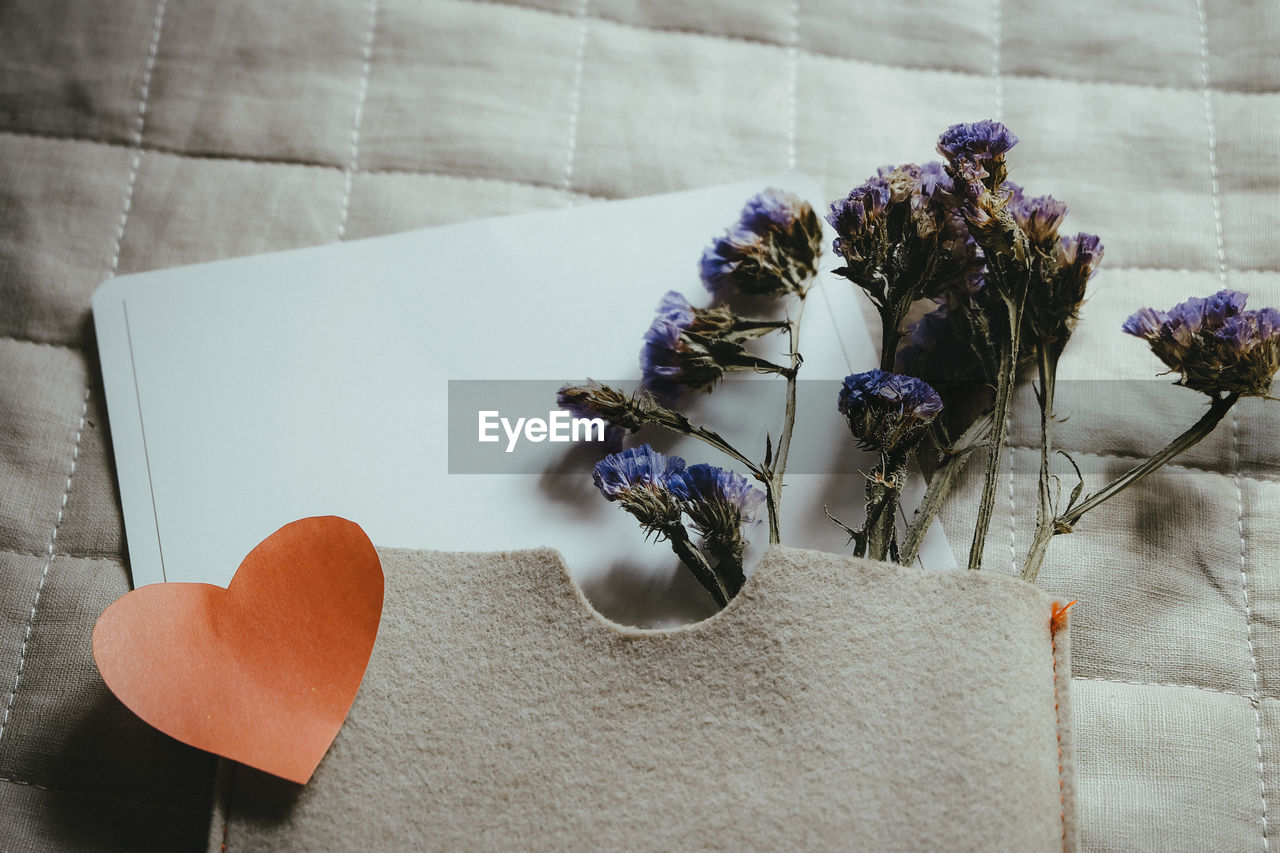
{"left": 967, "top": 288, "right": 1026, "bottom": 571}
{"left": 1021, "top": 346, "right": 1061, "bottom": 583}
{"left": 1053, "top": 392, "right": 1240, "bottom": 532}
{"left": 849, "top": 278, "right": 930, "bottom": 559}
{"left": 681, "top": 425, "right": 762, "bottom": 478}
{"left": 865, "top": 451, "right": 908, "bottom": 561}
{"left": 644, "top": 292, "right": 806, "bottom": 545}
{"left": 763, "top": 291, "right": 808, "bottom": 544}
{"left": 900, "top": 410, "right": 994, "bottom": 565}
{"left": 824, "top": 504, "right": 866, "bottom": 553}
{"left": 879, "top": 302, "right": 907, "bottom": 372}
{"left": 662, "top": 521, "right": 729, "bottom": 607}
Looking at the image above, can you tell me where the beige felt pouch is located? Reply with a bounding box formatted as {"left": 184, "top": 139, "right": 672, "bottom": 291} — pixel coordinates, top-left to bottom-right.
{"left": 213, "top": 545, "right": 1076, "bottom": 852}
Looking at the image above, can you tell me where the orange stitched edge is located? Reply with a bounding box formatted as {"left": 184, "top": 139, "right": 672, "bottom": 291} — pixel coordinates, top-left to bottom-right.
{"left": 1050, "top": 599, "right": 1077, "bottom": 636}
{"left": 1050, "top": 601, "right": 1072, "bottom": 851}
{"left": 1049, "top": 630, "right": 1070, "bottom": 845}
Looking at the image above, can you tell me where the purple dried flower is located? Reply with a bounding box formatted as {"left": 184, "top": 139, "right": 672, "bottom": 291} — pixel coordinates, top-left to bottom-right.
{"left": 670, "top": 466, "right": 757, "bottom": 578}
{"left": 937, "top": 120, "right": 1020, "bottom": 160}
{"left": 1021, "top": 229, "right": 1104, "bottom": 357}
{"left": 669, "top": 463, "right": 764, "bottom": 569}
{"left": 1057, "top": 232, "right": 1103, "bottom": 281}
{"left": 654, "top": 290, "right": 696, "bottom": 327}
{"left": 640, "top": 292, "right": 723, "bottom": 400}
{"left": 937, "top": 120, "right": 1020, "bottom": 189}
{"left": 918, "top": 160, "right": 953, "bottom": 198}
{"left": 827, "top": 176, "right": 891, "bottom": 265}
{"left": 669, "top": 463, "right": 765, "bottom": 529}
{"left": 1205, "top": 289, "right": 1249, "bottom": 327}
{"left": 838, "top": 370, "right": 943, "bottom": 453}
{"left": 1007, "top": 186, "right": 1069, "bottom": 246}
{"left": 828, "top": 163, "right": 984, "bottom": 315}
{"left": 592, "top": 445, "right": 687, "bottom": 535}
{"left": 740, "top": 191, "right": 804, "bottom": 232}
{"left": 1121, "top": 307, "right": 1164, "bottom": 338}
{"left": 1123, "top": 289, "right": 1280, "bottom": 397}
{"left": 640, "top": 291, "right": 788, "bottom": 401}
{"left": 1256, "top": 307, "right": 1280, "bottom": 338}
{"left": 935, "top": 122, "right": 1025, "bottom": 275}
{"left": 593, "top": 444, "right": 685, "bottom": 498}
{"left": 700, "top": 188, "right": 822, "bottom": 298}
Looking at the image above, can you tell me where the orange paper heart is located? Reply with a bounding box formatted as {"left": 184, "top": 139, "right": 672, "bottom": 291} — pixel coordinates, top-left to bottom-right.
{"left": 92, "top": 516, "right": 384, "bottom": 784}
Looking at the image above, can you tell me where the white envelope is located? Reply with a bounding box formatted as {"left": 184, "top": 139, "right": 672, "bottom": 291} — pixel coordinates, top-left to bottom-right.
{"left": 93, "top": 174, "right": 954, "bottom": 624}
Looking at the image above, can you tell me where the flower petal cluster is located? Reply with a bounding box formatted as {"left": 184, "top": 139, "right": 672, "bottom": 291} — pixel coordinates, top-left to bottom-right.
{"left": 828, "top": 174, "right": 891, "bottom": 267}
{"left": 937, "top": 120, "right": 1020, "bottom": 190}
{"left": 935, "top": 122, "right": 1025, "bottom": 272}
{"left": 1007, "top": 186, "right": 1068, "bottom": 247}
{"left": 837, "top": 370, "right": 943, "bottom": 453}
{"left": 592, "top": 445, "right": 686, "bottom": 536}
{"left": 669, "top": 463, "right": 764, "bottom": 529}
{"left": 1002, "top": 183, "right": 1106, "bottom": 357}
{"left": 593, "top": 446, "right": 762, "bottom": 567}
{"left": 669, "top": 463, "right": 765, "bottom": 566}
{"left": 827, "top": 163, "right": 983, "bottom": 315}
{"left": 1123, "top": 289, "right": 1280, "bottom": 397}
{"left": 700, "top": 188, "right": 822, "bottom": 298}
{"left": 640, "top": 292, "right": 728, "bottom": 399}
{"left": 640, "top": 291, "right": 784, "bottom": 401}
{"left": 1057, "top": 232, "right": 1103, "bottom": 284}
{"left": 1042, "top": 231, "right": 1104, "bottom": 339}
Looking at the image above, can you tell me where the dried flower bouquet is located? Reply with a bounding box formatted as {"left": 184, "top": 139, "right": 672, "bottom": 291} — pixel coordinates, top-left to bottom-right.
{"left": 559, "top": 121, "right": 1280, "bottom": 607}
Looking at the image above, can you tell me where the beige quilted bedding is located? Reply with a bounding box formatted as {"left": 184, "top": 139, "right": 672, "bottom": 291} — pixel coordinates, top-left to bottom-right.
{"left": 1, "top": 0, "right": 1278, "bottom": 849}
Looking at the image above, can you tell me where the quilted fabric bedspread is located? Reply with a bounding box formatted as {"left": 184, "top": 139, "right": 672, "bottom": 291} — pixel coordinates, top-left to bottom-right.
{"left": 2, "top": 0, "right": 1278, "bottom": 850}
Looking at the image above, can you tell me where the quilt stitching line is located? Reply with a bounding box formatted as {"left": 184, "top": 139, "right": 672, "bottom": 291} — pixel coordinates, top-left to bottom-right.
{"left": 991, "top": 0, "right": 1018, "bottom": 575}
{"left": 1002, "top": 445, "right": 1279, "bottom": 484}
{"left": 991, "top": 0, "right": 1005, "bottom": 121}
{"left": 457, "top": 0, "right": 1280, "bottom": 98}
{"left": 0, "top": 129, "right": 610, "bottom": 199}
{"left": 0, "top": 0, "right": 166, "bottom": 754}
{"left": 1197, "top": 2, "right": 1271, "bottom": 845}
{"left": 0, "top": 387, "right": 89, "bottom": 750}
{"left": 0, "top": 334, "right": 83, "bottom": 353}
{"left": 1231, "top": 407, "right": 1270, "bottom": 847}
{"left": 1197, "top": 1, "right": 1269, "bottom": 839}
{"left": 785, "top": 0, "right": 800, "bottom": 171}
{"left": 1071, "top": 674, "right": 1264, "bottom": 701}
{"left": 0, "top": 127, "right": 344, "bottom": 168}
{"left": 1197, "top": 15, "right": 1228, "bottom": 285}
{"left": 560, "top": 0, "right": 590, "bottom": 196}
{"left": 0, "top": 775, "right": 208, "bottom": 814}
{"left": 362, "top": 164, "right": 600, "bottom": 199}
{"left": 1096, "top": 266, "right": 1280, "bottom": 275}
{"left": 0, "top": 547, "right": 121, "bottom": 564}
{"left": 8, "top": 126, "right": 1280, "bottom": 254}
{"left": 107, "top": 0, "right": 166, "bottom": 279}
{"left": 336, "top": 0, "right": 381, "bottom": 241}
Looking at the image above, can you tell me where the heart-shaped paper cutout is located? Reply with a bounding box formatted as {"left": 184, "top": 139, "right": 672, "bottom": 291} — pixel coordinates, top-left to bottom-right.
{"left": 93, "top": 516, "right": 384, "bottom": 784}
